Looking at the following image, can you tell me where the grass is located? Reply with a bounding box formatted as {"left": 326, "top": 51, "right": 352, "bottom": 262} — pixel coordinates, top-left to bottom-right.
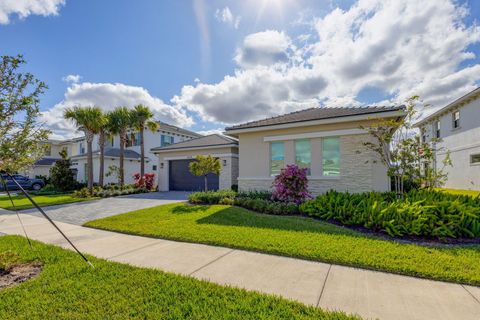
{"left": 0, "top": 193, "right": 97, "bottom": 210}
{"left": 85, "top": 203, "right": 480, "bottom": 286}
{"left": 0, "top": 236, "right": 356, "bottom": 320}
{"left": 436, "top": 188, "right": 480, "bottom": 197}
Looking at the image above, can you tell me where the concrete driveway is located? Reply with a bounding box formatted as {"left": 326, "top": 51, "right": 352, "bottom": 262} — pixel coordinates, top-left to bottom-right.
{"left": 10, "top": 191, "right": 189, "bottom": 225}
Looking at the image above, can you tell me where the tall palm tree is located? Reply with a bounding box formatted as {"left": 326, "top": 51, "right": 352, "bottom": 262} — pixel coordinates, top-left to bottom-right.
{"left": 106, "top": 107, "right": 132, "bottom": 186}
{"left": 64, "top": 106, "right": 104, "bottom": 193}
{"left": 130, "top": 104, "right": 159, "bottom": 177}
{"left": 96, "top": 111, "right": 109, "bottom": 187}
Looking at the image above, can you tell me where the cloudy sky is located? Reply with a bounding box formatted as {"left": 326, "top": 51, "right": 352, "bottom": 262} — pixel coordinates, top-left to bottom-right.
{"left": 1, "top": 0, "right": 479, "bottom": 139}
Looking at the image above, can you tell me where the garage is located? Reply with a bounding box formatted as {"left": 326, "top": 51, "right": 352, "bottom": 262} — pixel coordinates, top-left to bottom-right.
{"left": 169, "top": 159, "right": 219, "bottom": 191}
{"left": 151, "top": 134, "right": 239, "bottom": 192}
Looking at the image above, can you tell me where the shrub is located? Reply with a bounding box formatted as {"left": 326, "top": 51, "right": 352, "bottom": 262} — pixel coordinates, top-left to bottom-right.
{"left": 299, "top": 190, "right": 480, "bottom": 239}
{"left": 271, "top": 164, "right": 311, "bottom": 204}
{"left": 133, "top": 173, "right": 155, "bottom": 190}
{"left": 73, "top": 186, "right": 147, "bottom": 199}
{"left": 237, "top": 190, "right": 272, "bottom": 200}
{"left": 49, "top": 149, "right": 77, "bottom": 192}
{"left": 188, "top": 190, "right": 237, "bottom": 204}
{"left": 73, "top": 187, "right": 90, "bottom": 198}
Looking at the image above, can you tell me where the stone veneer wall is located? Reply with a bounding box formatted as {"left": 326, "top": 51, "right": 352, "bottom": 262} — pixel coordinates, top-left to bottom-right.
{"left": 238, "top": 134, "right": 387, "bottom": 196}
{"left": 219, "top": 155, "right": 239, "bottom": 190}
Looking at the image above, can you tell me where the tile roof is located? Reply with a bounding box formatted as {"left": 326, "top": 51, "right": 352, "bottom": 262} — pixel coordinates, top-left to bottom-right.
{"left": 34, "top": 158, "right": 59, "bottom": 166}
{"left": 151, "top": 134, "right": 238, "bottom": 152}
{"left": 225, "top": 105, "right": 404, "bottom": 131}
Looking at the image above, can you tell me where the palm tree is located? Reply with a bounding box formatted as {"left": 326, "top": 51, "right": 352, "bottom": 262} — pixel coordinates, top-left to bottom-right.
{"left": 106, "top": 107, "right": 132, "bottom": 186}
{"left": 130, "top": 104, "right": 159, "bottom": 177}
{"left": 96, "top": 111, "right": 109, "bottom": 187}
{"left": 64, "top": 106, "right": 104, "bottom": 193}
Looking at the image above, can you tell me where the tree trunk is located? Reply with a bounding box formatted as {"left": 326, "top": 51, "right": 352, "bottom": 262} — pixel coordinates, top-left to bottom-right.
{"left": 99, "top": 131, "right": 105, "bottom": 187}
{"left": 204, "top": 175, "right": 208, "bottom": 191}
{"left": 86, "top": 132, "right": 94, "bottom": 194}
{"left": 120, "top": 131, "right": 125, "bottom": 187}
{"left": 140, "top": 125, "right": 145, "bottom": 177}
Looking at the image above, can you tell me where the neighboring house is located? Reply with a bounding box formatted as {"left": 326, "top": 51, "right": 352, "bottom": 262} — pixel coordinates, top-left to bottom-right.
{"left": 415, "top": 87, "right": 480, "bottom": 190}
{"left": 151, "top": 134, "right": 239, "bottom": 191}
{"left": 224, "top": 106, "right": 405, "bottom": 196}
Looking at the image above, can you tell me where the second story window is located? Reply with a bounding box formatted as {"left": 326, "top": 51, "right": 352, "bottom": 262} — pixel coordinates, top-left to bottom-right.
{"left": 79, "top": 142, "right": 85, "bottom": 154}
{"left": 161, "top": 135, "right": 174, "bottom": 147}
{"left": 421, "top": 128, "right": 426, "bottom": 143}
{"left": 434, "top": 121, "right": 441, "bottom": 139}
{"left": 452, "top": 111, "right": 460, "bottom": 129}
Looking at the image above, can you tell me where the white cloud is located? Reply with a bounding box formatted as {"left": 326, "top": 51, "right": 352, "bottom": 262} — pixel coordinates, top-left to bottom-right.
{"left": 215, "top": 6, "right": 241, "bottom": 29}
{"left": 62, "top": 74, "right": 81, "bottom": 83}
{"left": 42, "top": 82, "right": 194, "bottom": 139}
{"left": 234, "top": 30, "right": 293, "bottom": 68}
{"left": 0, "top": 0, "right": 65, "bottom": 24}
{"left": 196, "top": 128, "right": 224, "bottom": 136}
{"left": 174, "top": 0, "right": 480, "bottom": 125}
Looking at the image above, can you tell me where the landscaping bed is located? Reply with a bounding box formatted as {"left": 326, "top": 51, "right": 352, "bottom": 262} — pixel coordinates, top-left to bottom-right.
{"left": 0, "top": 236, "right": 355, "bottom": 319}
{"left": 85, "top": 203, "right": 480, "bottom": 286}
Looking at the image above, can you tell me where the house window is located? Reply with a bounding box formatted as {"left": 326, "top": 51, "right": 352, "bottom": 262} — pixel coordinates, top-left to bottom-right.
{"left": 421, "top": 128, "right": 426, "bottom": 143}
{"left": 152, "top": 165, "right": 157, "bottom": 171}
{"left": 161, "top": 135, "right": 174, "bottom": 147}
{"left": 80, "top": 142, "right": 85, "bottom": 154}
{"left": 322, "top": 137, "right": 340, "bottom": 176}
{"left": 127, "top": 132, "right": 142, "bottom": 147}
{"left": 471, "top": 154, "right": 480, "bottom": 165}
{"left": 434, "top": 121, "right": 441, "bottom": 139}
{"left": 110, "top": 137, "right": 114, "bottom": 147}
{"left": 270, "top": 141, "right": 284, "bottom": 176}
{"left": 452, "top": 111, "right": 460, "bottom": 129}
{"left": 295, "top": 139, "right": 311, "bottom": 174}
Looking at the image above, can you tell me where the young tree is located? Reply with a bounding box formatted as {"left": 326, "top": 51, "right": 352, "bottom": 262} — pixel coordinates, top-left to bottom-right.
{"left": 107, "top": 107, "right": 132, "bottom": 186}
{"left": 189, "top": 155, "right": 221, "bottom": 191}
{"left": 0, "top": 55, "right": 50, "bottom": 173}
{"left": 50, "top": 148, "right": 77, "bottom": 191}
{"left": 130, "top": 104, "right": 159, "bottom": 177}
{"left": 362, "top": 96, "right": 451, "bottom": 195}
{"left": 64, "top": 106, "right": 104, "bottom": 193}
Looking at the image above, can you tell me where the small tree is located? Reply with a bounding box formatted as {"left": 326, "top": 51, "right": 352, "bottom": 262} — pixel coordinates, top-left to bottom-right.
{"left": 50, "top": 148, "right": 77, "bottom": 192}
{"left": 271, "top": 164, "right": 311, "bottom": 204}
{"left": 106, "top": 165, "right": 121, "bottom": 184}
{"left": 189, "top": 155, "right": 221, "bottom": 191}
{"left": 0, "top": 55, "right": 50, "bottom": 173}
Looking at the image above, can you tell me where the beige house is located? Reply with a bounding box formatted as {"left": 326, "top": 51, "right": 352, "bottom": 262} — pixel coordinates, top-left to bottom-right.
{"left": 415, "top": 87, "right": 480, "bottom": 190}
{"left": 152, "top": 134, "right": 239, "bottom": 191}
{"left": 225, "top": 106, "right": 405, "bottom": 196}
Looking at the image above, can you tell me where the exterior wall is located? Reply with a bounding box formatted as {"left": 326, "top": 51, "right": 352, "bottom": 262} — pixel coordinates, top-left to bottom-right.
{"left": 71, "top": 157, "right": 146, "bottom": 185}
{"left": 420, "top": 97, "right": 480, "bottom": 190}
{"left": 22, "top": 165, "right": 52, "bottom": 178}
{"left": 155, "top": 147, "right": 239, "bottom": 191}
{"left": 236, "top": 120, "right": 389, "bottom": 196}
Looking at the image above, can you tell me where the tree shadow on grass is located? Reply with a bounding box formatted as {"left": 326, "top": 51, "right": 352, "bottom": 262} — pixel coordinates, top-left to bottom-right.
{"left": 171, "top": 205, "right": 210, "bottom": 214}
{"left": 196, "top": 207, "right": 364, "bottom": 237}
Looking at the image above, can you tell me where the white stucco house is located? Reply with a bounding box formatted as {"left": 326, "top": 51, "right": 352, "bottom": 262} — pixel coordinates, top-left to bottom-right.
{"left": 224, "top": 106, "right": 406, "bottom": 196}
{"left": 415, "top": 87, "right": 480, "bottom": 190}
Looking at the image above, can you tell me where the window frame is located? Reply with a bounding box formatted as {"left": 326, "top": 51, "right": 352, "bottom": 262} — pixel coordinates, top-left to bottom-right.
{"left": 452, "top": 110, "right": 460, "bottom": 129}
{"left": 322, "top": 136, "right": 341, "bottom": 177}
{"left": 470, "top": 154, "right": 480, "bottom": 166}
{"left": 294, "top": 139, "right": 311, "bottom": 175}
{"left": 270, "top": 141, "right": 285, "bottom": 176}
{"left": 434, "top": 121, "right": 441, "bottom": 139}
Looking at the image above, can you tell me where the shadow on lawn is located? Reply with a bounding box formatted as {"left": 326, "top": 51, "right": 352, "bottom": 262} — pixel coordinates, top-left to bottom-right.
{"left": 171, "top": 205, "right": 210, "bottom": 214}
{"left": 196, "top": 207, "right": 363, "bottom": 237}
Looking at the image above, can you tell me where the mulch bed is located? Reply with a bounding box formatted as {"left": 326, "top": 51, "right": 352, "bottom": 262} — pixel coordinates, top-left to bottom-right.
{"left": 0, "top": 263, "right": 42, "bottom": 290}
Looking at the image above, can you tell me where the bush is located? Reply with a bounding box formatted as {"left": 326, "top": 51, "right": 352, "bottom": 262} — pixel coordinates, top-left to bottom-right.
{"left": 237, "top": 190, "right": 272, "bottom": 200}
{"left": 49, "top": 149, "right": 77, "bottom": 192}
{"left": 188, "top": 190, "right": 237, "bottom": 204}
{"left": 133, "top": 173, "right": 156, "bottom": 190}
{"left": 73, "top": 185, "right": 147, "bottom": 199}
{"left": 271, "top": 164, "right": 311, "bottom": 204}
{"left": 299, "top": 190, "right": 480, "bottom": 239}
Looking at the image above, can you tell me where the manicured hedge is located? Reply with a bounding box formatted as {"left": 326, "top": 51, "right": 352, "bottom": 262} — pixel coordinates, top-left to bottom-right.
{"left": 188, "top": 190, "right": 237, "bottom": 205}
{"left": 299, "top": 190, "right": 480, "bottom": 238}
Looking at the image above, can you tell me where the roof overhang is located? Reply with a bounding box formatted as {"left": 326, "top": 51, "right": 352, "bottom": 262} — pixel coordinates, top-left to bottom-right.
{"left": 224, "top": 109, "right": 406, "bottom": 136}
{"left": 414, "top": 87, "right": 480, "bottom": 127}
{"left": 151, "top": 143, "right": 238, "bottom": 154}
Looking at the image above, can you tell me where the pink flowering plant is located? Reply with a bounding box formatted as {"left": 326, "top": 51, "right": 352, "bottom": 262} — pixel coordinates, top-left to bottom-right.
{"left": 133, "top": 172, "right": 155, "bottom": 190}
{"left": 271, "top": 164, "right": 312, "bottom": 204}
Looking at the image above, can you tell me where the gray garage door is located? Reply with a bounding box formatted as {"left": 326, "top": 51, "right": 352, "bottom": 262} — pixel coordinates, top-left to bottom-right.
{"left": 169, "top": 159, "right": 219, "bottom": 191}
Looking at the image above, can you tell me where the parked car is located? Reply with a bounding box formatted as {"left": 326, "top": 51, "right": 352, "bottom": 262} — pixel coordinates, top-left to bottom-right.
{"left": 0, "top": 174, "right": 45, "bottom": 191}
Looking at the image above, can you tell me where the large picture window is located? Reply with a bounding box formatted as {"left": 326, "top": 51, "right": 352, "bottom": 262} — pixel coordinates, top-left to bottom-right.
{"left": 322, "top": 137, "right": 340, "bottom": 176}
{"left": 295, "top": 139, "right": 311, "bottom": 174}
{"left": 270, "top": 141, "right": 284, "bottom": 176}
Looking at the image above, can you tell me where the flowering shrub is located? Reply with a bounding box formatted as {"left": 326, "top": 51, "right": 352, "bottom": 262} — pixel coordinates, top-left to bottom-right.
{"left": 133, "top": 173, "right": 155, "bottom": 190}
{"left": 271, "top": 164, "right": 311, "bottom": 204}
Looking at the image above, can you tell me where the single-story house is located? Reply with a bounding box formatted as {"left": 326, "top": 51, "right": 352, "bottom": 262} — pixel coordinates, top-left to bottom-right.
{"left": 151, "top": 134, "right": 239, "bottom": 191}
{"left": 224, "top": 106, "right": 405, "bottom": 196}
{"left": 71, "top": 148, "right": 147, "bottom": 185}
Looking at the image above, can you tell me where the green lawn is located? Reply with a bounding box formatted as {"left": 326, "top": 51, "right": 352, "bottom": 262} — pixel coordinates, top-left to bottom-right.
{"left": 436, "top": 188, "right": 480, "bottom": 197}
{"left": 0, "top": 236, "right": 355, "bottom": 320}
{"left": 85, "top": 203, "right": 480, "bottom": 286}
{"left": 0, "top": 193, "right": 97, "bottom": 210}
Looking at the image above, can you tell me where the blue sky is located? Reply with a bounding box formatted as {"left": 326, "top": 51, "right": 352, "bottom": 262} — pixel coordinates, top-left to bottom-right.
{"left": 1, "top": 0, "right": 479, "bottom": 138}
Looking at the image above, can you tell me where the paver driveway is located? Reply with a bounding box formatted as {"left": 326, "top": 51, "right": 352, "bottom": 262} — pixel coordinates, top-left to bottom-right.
{"left": 7, "top": 191, "right": 189, "bottom": 225}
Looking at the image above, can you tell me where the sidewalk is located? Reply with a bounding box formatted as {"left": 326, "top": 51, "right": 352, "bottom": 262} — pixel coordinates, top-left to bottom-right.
{"left": 0, "top": 212, "right": 479, "bottom": 320}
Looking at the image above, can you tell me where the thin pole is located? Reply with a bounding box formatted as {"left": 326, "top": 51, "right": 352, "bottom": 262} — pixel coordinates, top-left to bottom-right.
{"left": 6, "top": 173, "right": 94, "bottom": 268}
